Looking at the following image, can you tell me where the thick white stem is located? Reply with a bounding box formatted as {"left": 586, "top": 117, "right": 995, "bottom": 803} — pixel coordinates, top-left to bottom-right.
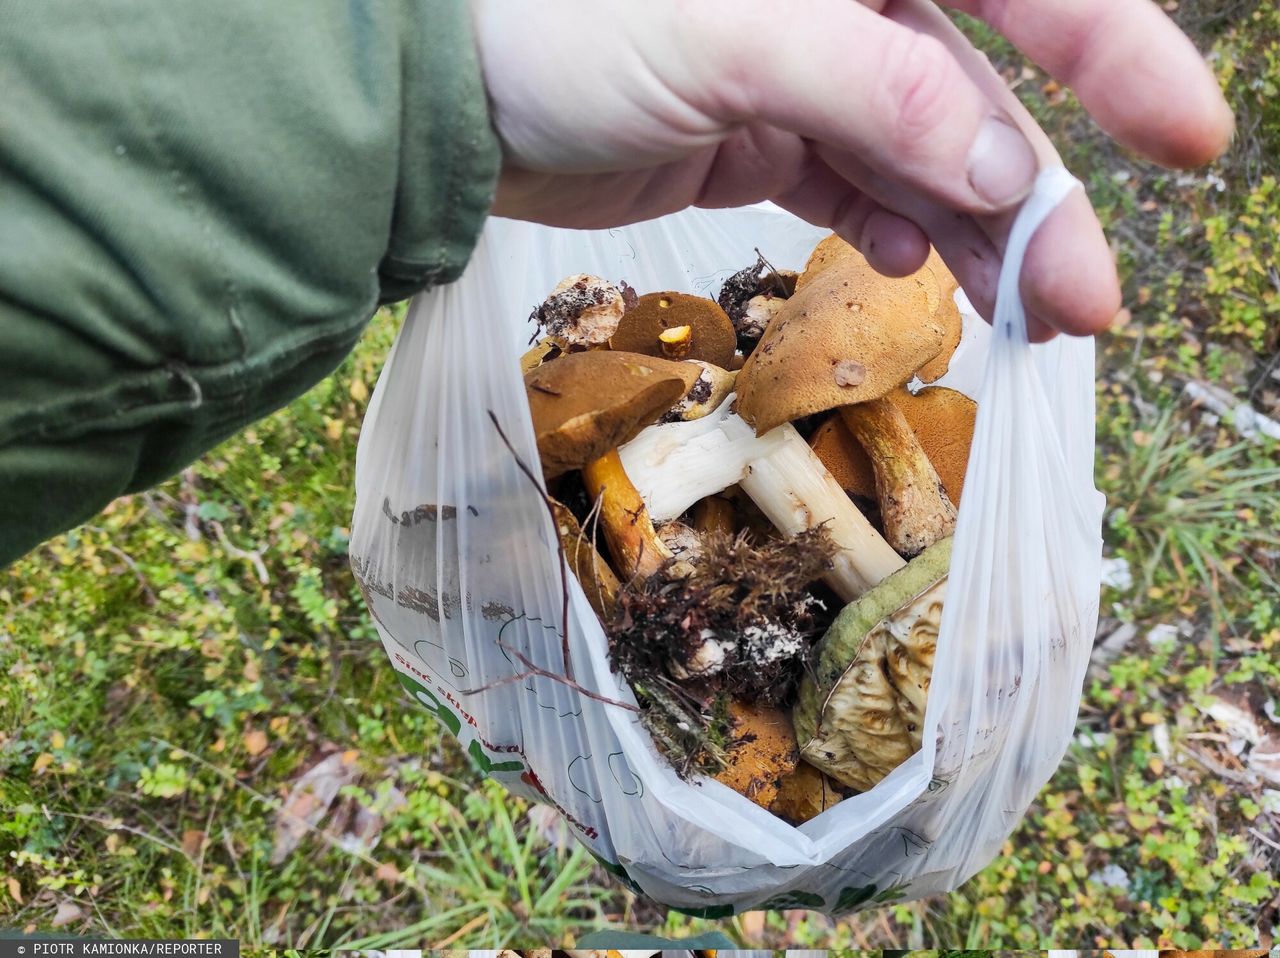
{"left": 719, "top": 414, "right": 906, "bottom": 601}
{"left": 620, "top": 395, "right": 906, "bottom": 601}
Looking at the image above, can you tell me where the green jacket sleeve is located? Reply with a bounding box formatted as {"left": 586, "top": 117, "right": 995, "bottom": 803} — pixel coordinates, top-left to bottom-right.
{"left": 0, "top": 0, "right": 502, "bottom": 565}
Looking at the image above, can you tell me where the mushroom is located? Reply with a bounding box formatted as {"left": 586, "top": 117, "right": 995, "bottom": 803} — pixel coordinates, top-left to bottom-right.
{"left": 617, "top": 395, "right": 905, "bottom": 602}
{"left": 656, "top": 520, "right": 703, "bottom": 564}
{"left": 840, "top": 399, "right": 956, "bottom": 557}
{"left": 582, "top": 449, "right": 685, "bottom": 582}
{"left": 716, "top": 253, "right": 798, "bottom": 354}
{"left": 796, "top": 237, "right": 964, "bottom": 384}
{"left": 550, "top": 499, "right": 621, "bottom": 622}
{"left": 660, "top": 361, "right": 736, "bottom": 423}
{"left": 735, "top": 294, "right": 786, "bottom": 353}
{"left": 609, "top": 291, "right": 737, "bottom": 368}
{"left": 520, "top": 274, "right": 633, "bottom": 373}
{"left": 792, "top": 536, "right": 952, "bottom": 792}
{"left": 691, "top": 493, "right": 736, "bottom": 536}
{"left": 915, "top": 249, "right": 964, "bottom": 384}
{"left": 531, "top": 273, "right": 631, "bottom": 350}
{"left": 658, "top": 324, "right": 692, "bottom": 358}
{"left": 735, "top": 250, "right": 958, "bottom": 557}
{"left": 811, "top": 385, "right": 978, "bottom": 509}
{"left": 525, "top": 350, "right": 700, "bottom": 479}
{"left": 795, "top": 233, "right": 868, "bottom": 291}
{"left": 768, "top": 760, "right": 847, "bottom": 825}
{"left": 712, "top": 699, "right": 800, "bottom": 810}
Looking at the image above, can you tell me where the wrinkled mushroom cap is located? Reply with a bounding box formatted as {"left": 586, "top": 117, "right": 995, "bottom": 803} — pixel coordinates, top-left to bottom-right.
{"left": 793, "top": 536, "right": 951, "bottom": 792}
{"left": 526, "top": 351, "right": 700, "bottom": 478}
{"left": 811, "top": 386, "right": 977, "bottom": 507}
{"left": 712, "top": 699, "right": 800, "bottom": 810}
{"left": 735, "top": 261, "right": 945, "bottom": 434}
{"left": 610, "top": 292, "right": 737, "bottom": 368}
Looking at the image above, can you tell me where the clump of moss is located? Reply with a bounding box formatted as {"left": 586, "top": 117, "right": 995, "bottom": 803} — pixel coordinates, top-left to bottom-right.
{"left": 607, "top": 527, "right": 839, "bottom": 776}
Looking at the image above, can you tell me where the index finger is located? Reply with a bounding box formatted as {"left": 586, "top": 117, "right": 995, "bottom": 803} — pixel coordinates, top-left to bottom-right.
{"left": 941, "top": 0, "right": 1234, "bottom": 168}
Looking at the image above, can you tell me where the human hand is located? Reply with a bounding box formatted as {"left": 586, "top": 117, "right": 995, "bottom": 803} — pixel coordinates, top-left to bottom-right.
{"left": 470, "top": 0, "right": 1232, "bottom": 342}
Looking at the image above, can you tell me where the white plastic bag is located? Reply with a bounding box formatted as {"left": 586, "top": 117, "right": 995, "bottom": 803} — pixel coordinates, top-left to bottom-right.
{"left": 349, "top": 169, "right": 1105, "bottom": 915}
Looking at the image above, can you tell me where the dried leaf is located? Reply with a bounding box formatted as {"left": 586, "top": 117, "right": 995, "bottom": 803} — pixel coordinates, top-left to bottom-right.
{"left": 270, "top": 751, "right": 360, "bottom": 864}
{"left": 32, "top": 752, "right": 54, "bottom": 773}
{"left": 739, "top": 909, "right": 766, "bottom": 940}
{"left": 243, "top": 729, "right": 268, "bottom": 757}
{"left": 1249, "top": 735, "right": 1280, "bottom": 786}
{"left": 349, "top": 379, "right": 369, "bottom": 403}
{"left": 6, "top": 877, "right": 21, "bottom": 904}
{"left": 181, "top": 830, "right": 207, "bottom": 859}
{"left": 51, "top": 900, "right": 84, "bottom": 928}
{"left": 374, "top": 862, "right": 400, "bottom": 883}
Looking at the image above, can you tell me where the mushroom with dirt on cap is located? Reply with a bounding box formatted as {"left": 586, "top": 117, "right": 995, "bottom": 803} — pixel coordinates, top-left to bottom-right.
{"left": 521, "top": 274, "right": 634, "bottom": 373}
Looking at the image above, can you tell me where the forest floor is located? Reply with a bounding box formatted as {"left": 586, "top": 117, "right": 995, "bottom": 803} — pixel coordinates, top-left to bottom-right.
{"left": 3, "top": 1, "right": 1278, "bottom": 950}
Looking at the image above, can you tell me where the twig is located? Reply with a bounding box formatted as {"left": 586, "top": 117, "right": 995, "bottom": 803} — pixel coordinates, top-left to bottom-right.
{"left": 488, "top": 409, "right": 573, "bottom": 681}
{"left": 1249, "top": 826, "right": 1280, "bottom": 853}
{"left": 461, "top": 637, "right": 639, "bottom": 713}
{"left": 48, "top": 808, "right": 187, "bottom": 859}
{"left": 209, "top": 520, "right": 269, "bottom": 584}
{"left": 84, "top": 526, "right": 158, "bottom": 604}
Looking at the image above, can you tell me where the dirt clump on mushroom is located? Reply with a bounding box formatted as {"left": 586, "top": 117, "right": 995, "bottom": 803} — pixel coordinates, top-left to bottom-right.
{"left": 606, "top": 527, "right": 839, "bottom": 776}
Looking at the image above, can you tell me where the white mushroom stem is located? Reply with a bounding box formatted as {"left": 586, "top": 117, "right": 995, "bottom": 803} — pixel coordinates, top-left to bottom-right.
{"left": 618, "top": 395, "right": 905, "bottom": 601}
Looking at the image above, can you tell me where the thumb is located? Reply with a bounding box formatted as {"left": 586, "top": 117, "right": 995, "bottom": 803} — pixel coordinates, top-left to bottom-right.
{"left": 660, "top": 0, "right": 1041, "bottom": 213}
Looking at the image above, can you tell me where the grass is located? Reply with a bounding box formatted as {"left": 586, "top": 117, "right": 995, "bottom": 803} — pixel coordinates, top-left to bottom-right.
{"left": 4, "top": 1, "right": 1280, "bottom": 950}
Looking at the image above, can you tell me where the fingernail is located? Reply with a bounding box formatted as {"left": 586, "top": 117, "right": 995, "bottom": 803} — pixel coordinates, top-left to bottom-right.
{"left": 966, "top": 115, "right": 1038, "bottom": 207}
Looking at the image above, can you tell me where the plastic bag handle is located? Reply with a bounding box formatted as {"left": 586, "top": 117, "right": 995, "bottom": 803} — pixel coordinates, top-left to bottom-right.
{"left": 993, "top": 166, "right": 1083, "bottom": 344}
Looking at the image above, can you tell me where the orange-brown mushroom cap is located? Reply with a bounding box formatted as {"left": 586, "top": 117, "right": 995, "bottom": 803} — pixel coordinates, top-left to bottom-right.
{"left": 811, "top": 386, "right": 978, "bottom": 507}
{"left": 916, "top": 248, "right": 963, "bottom": 384}
{"left": 526, "top": 351, "right": 700, "bottom": 478}
{"left": 735, "top": 261, "right": 945, "bottom": 435}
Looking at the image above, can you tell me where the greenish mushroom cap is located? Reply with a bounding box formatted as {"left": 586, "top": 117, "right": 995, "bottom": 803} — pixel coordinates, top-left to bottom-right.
{"left": 793, "top": 536, "right": 953, "bottom": 792}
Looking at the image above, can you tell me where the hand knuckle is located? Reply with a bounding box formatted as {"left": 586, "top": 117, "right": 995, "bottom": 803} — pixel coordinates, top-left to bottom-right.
{"left": 881, "top": 33, "right": 958, "bottom": 152}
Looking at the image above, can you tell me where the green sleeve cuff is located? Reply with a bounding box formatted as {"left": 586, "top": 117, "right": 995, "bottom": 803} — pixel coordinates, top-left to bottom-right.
{"left": 0, "top": 0, "right": 500, "bottom": 565}
{"left": 379, "top": 0, "right": 503, "bottom": 302}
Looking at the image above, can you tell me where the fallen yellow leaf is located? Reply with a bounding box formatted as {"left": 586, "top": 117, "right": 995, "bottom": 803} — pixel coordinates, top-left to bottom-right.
{"left": 182, "top": 830, "right": 207, "bottom": 859}
{"left": 50, "top": 730, "right": 65, "bottom": 750}
{"left": 32, "top": 752, "right": 54, "bottom": 773}
{"left": 6, "top": 877, "right": 22, "bottom": 904}
{"left": 243, "top": 729, "right": 268, "bottom": 757}
{"left": 349, "top": 379, "right": 369, "bottom": 403}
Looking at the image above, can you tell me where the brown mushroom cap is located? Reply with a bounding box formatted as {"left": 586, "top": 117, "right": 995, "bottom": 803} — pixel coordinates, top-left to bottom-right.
{"left": 796, "top": 233, "right": 866, "bottom": 291}
{"left": 609, "top": 292, "right": 737, "bottom": 368}
{"left": 526, "top": 351, "right": 700, "bottom": 478}
{"left": 767, "top": 760, "right": 846, "bottom": 824}
{"left": 811, "top": 386, "right": 977, "bottom": 507}
{"left": 712, "top": 699, "right": 800, "bottom": 810}
{"left": 735, "top": 261, "right": 945, "bottom": 435}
